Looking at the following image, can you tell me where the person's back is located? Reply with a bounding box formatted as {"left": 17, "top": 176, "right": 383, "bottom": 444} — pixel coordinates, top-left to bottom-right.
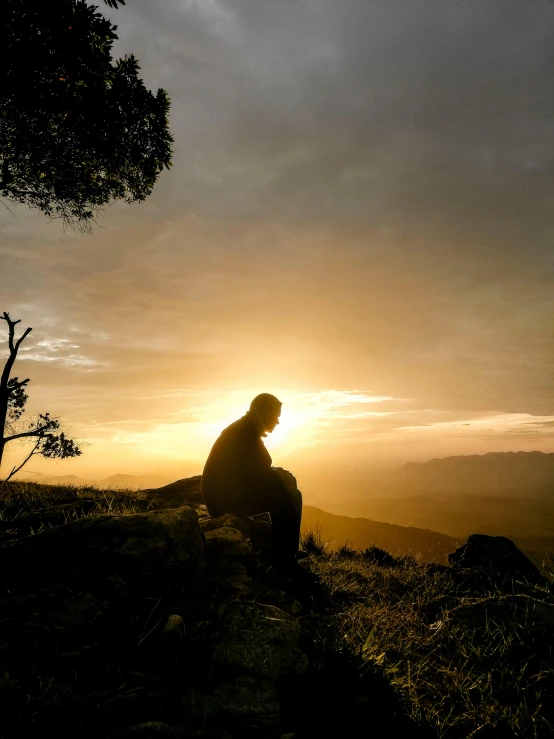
{"left": 200, "top": 393, "right": 303, "bottom": 569}
{"left": 201, "top": 413, "right": 278, "bottom": 518}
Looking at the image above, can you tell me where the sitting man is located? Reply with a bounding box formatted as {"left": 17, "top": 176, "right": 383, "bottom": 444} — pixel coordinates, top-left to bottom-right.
{"left": 201, "top": 393, "right": 303, "bottom": 571}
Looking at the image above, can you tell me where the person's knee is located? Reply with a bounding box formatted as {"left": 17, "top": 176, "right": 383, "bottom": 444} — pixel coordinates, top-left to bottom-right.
{"left": 274, "top": 466, "right": 297, "bottom": 489}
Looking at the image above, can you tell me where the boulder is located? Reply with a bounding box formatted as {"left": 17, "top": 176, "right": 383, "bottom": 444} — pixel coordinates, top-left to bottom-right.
{"left": 216, "top": 561, "right": 253, "bottom": 597}
{"left": 204, "top": 527, "right": 253, "bottom": 564}
{"left": 448, "top": 534, "right": 542, "bottom": 584}
{"left": 200, "top": 513, "right": 255, "bottom": 540}
{"left": 141, "top": 476, "right": 202, "bottom": 509}
{"left": 256, "top": 587, "right": 303, "bottom": 617}
{"left": 200, "top": 513, "right": 273, "bottom": 555}
{"left": 214, "top": 602, "right": 309, "bottom": 681}
{"left": 0, "top": 505, "right": 204, "bottom": 589}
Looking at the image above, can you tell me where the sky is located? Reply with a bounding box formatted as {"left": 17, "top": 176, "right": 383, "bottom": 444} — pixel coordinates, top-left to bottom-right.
{"left": 2, "top": 0, "right": 554, "bottom": 490}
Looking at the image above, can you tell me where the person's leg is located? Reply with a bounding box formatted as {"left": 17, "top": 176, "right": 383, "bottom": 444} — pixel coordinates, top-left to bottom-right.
{"left": 269, "top": 484, "right": 303, "bottom": 566}
{"left": 205, "top": 471, "right": 303, "bottom": 566}
{"left": 205, "top": 486, "right": 267, "bottom": 519}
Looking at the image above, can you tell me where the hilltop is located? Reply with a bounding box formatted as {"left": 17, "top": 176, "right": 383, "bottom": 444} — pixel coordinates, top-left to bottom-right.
{"left": 1, "top": 477, "right": 553, "bottom": 737}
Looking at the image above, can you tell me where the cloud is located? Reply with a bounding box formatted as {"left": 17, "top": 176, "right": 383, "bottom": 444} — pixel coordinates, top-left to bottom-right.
{"left": 2, "top": 1, "right": 554, "bottom": 475}
{"left": 396, "top": 413, "right": 554, "bottom": 441}
{"left": 99, "top": 0, "right": 554, "bottom": 246}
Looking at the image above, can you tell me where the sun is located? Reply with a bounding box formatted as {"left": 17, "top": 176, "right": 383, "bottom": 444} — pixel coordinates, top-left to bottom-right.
{"left": 265, "top": 407, "right": 305, "bottom": 449}
{"left": 195, "top": 392, "right": 316, "bottom": 454}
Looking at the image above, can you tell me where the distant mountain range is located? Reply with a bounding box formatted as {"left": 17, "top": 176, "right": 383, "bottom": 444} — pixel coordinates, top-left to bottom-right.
{"left": 21, "top": 451, "right": 554, "bottom": 496}
{"left": 398, "top": 451, "right": 554, "bottom": 496}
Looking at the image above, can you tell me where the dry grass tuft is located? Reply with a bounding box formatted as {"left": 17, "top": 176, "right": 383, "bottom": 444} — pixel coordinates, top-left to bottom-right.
{"left": 301, "top": 524, "right": 329, "bottom": 555}
{"left": 0, "top": 480, "right": 145, "bottom": 538}
{"left": 310, "top": 548, "right": 554, "bottom": 738}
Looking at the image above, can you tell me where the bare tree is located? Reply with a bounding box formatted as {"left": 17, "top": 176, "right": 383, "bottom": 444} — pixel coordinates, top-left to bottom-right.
{"left": 0, "top": 312, "right": 81, "bottom": 481}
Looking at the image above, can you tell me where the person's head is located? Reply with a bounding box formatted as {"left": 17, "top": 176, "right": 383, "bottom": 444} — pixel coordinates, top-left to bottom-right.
{"left": 248, "top": 393, "right": 282, "bottom": 436}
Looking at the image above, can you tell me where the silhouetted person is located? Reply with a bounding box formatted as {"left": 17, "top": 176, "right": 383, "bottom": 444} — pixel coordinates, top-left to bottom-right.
{"left": 201, "top": 393, "right": 303, "bottom": 570}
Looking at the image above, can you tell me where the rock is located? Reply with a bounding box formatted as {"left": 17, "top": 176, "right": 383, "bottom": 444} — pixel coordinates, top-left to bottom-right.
{"left": 214, "top": 602, "right": 308, "bottom": 681}
{"left": 141, "top": 476, "right": 202, "bottom": 509}
{"left": 448, "top": 534, "right": 542, "bottom": 584}
{"left": 204, "top": 527, "right": 253, "bottom": 563}
{"left": 447, "top": 594, "right": 554, "bottom": 643}
{"left": 201, "top": 513, "right": 274, "bottom": 556}
{"left": 217, "top": 561, "right": 253, "bottom": 597}
{"left": 257, "top": 587, "right": 303, "bottom": 617}
{"left": 248, "top": 515, "right": 273, "bottom": 554}
{"left": 200, "top": 513, "right": 254, "bottom": 540}
{"left": 163, "top": 614, "right": 185, "bottom": 636}
{"left": 0, "top": 505, "right": 204, "bottom": 589}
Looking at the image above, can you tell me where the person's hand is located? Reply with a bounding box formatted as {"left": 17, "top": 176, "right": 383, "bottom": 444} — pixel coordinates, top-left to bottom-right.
{"left": 273, "top": 466, "right": 297, "bottom": 489}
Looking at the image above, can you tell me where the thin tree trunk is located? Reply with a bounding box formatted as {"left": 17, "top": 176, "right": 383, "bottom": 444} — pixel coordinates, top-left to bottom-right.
{"left": 0, "top": 313, "right": 32, "bottom": 474}
{"left": 0, "top": 386, "right": 9, "bottom": 471}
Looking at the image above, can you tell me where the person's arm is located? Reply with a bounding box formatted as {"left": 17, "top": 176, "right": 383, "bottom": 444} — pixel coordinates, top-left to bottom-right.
{"left": 272, "top": 466, "right": 297, "bottom": 490}
{"left": 240, "top": 435, "right": 282, "bottom": 496}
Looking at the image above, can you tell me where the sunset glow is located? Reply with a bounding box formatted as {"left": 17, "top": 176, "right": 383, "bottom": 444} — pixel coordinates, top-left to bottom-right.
{"left": 2, "top": 0, "right": 554, "bottom": 499}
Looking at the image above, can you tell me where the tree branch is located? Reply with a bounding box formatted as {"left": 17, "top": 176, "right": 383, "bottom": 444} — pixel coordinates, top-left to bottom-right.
{"left": 2, "top": 312, "right": 20, "bottom": 354}
{"left": 4, "top": 439, "right": 41, "bottom": 482}
{"left": 15, "top": 326, "right": 32, "bottom": 351}
{"left": 4, "top": 426, "right": 53, "bottom": 443}
{"left": 9, "top": 378, "right": 30, "bottom": 390}
{"left": 1, "top": 314, "right": 32, "bottom": 394}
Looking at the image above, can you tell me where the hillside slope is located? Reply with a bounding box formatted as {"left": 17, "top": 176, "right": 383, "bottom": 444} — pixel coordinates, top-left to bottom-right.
{"left": 1, "top": 479, "right": 553, "bottom": 738}
{"left": 302, "top": 506, "right": 460, "bottom": 563}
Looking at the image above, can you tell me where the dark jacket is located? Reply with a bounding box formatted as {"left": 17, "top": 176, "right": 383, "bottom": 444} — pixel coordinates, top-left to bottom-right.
{"left": 201, "top": 414, "right": 280, "bottom": 517}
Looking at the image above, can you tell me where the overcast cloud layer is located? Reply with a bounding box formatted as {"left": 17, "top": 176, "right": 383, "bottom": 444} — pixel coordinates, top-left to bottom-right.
{"left": 1, "top": 0, "right": 554, "bottom": 477}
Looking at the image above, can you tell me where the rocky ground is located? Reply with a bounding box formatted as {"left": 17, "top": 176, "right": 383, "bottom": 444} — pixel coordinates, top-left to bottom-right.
{"left": 0, "top": 478, "right": 552, "bottom": 738}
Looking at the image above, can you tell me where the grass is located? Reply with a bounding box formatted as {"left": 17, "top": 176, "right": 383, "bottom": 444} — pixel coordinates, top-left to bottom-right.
{"left": 301, "top": 528, "right": 554, "bottom": 739}
{"left": 0, "top": 479, "right": 144, "bottom": 515}
{"left": 0, "top": 481, "right": 223, "bottom": 738}
{"left": 2, "top": 484, "right": 554, "bottom": 737}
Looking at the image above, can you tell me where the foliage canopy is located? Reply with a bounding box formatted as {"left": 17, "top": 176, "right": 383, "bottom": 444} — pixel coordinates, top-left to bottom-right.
{"left": 1, "top": 0, "right": 173, "bottom": 230}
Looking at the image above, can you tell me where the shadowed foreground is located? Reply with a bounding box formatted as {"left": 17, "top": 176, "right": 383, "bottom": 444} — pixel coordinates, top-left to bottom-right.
{"left": 0, "top": 479, "right": 553, "bottom": 738}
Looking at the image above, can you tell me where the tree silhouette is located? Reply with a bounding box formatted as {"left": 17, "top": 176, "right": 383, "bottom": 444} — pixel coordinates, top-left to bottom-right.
{"left": 1, "top": 0, "right": 173, "bottom": 231}
{"left": 0, "top": 312, "right": 81, "bottom": 482}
